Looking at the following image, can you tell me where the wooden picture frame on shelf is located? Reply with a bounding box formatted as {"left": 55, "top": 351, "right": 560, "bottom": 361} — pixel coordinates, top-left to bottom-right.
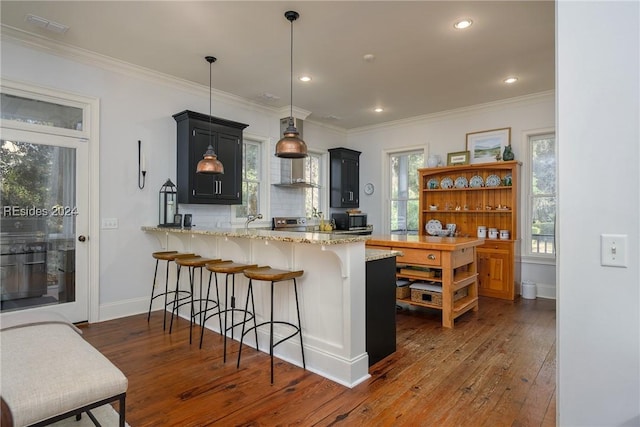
{"left": 447, "top": 150, "right": 470, "bottom": 166}
{"left": 466, "top": 127, "right": 511, "bottom": 164}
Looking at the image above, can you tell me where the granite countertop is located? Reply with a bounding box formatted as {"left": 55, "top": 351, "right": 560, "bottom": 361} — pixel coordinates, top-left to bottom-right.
{"left": 365, "top": 248, "right": 403, "bottom": 262}
{"left": 142, "top": 226, "right": 370, "bottom": 246}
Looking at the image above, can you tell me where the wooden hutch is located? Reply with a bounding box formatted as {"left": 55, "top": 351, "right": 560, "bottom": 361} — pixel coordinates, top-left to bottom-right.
{"left": 418, "top": 161, "right": 521, "bottom": 300}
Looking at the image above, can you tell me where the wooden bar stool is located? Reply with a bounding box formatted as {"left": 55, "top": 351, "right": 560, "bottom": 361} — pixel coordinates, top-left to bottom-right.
{"left": 238, "top": 267, "right": 305, "bottom": 384}
{"left": 148, "top": 251, "right": 195, "bottom": 330}
{"left": 171, "top": 255, "right": 221, "bottom": 344}
{"left": 202, "top": 261, "right": 258, "bottom": 361}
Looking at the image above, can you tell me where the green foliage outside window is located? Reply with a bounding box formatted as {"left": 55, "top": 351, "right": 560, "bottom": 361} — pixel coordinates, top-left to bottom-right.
{"left": 390, "top": 151, "right": 423, "bottom": 234}
{"left": 236, "top": 141, "right": 260, "bottom": 218}
{"left": 530, "top": 134, "right": 556, "bottom": 255}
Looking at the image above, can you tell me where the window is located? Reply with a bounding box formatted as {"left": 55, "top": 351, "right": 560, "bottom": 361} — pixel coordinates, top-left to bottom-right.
{"left": 528, "top": 132, "right": 556, "bottom": 257}
{"left": 1, "top": 93, "right": 84, "bottom": 131}
{"left": 304, "top": 153, "right": 323, "bottom": 217}
{"left": 234, "top": 138, "right": 263, "bottom": 219}
{"left": 389, "top": 150, "right": 424, "bottom": 234}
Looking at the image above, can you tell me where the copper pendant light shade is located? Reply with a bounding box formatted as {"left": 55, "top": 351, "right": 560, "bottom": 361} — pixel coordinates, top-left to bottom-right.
{"left": 276, "top": 117, "right": 308, "bottom": 158}
{"left": 275, "top": 11, "right": 308, "bottom": 158}
{"left": 196, "top": 145, "right": 224, "bottom": 174}
{"left": 197, "top": 56, "right": 224, "bottom": 174}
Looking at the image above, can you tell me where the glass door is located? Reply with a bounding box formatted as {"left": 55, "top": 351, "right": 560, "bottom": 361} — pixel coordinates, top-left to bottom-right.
{"left": 1, "top": 128, "right": 89, "bottom": 322}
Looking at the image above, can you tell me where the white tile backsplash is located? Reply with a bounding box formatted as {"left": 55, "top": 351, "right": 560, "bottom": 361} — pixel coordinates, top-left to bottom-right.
{"left": 178, "top": 204, "right": 232, "bottom": 228}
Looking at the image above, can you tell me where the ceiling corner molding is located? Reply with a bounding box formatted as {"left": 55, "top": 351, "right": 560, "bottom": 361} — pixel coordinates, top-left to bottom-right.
{"left": 0, "top": 24, "right": 282, "bottom": 118}
{"left": 347, "top": 90, "right": 555, "bottom": 136}
{"left": 277, "top": 105, "right": 311, "bottom": 120}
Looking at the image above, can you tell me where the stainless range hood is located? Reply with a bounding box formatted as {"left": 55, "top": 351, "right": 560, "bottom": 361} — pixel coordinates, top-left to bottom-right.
{"left": 274, "top": 117, "right": 318, "bottom": 188}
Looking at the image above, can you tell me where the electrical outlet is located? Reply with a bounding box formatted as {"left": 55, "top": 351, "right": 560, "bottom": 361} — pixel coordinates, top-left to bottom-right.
{"left": 601, "top": 234, "right": 627, "bottom": 267}
{"left": 101, "top": 218, "right": 118, "bottom": 229}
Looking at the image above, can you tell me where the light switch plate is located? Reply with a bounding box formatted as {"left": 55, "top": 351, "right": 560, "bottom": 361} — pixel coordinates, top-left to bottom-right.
{"left": 601, "top": 234, "right": 627, "bottom": 267}
{"left": 101, "top": 218, "right": 118, "bottom": 229}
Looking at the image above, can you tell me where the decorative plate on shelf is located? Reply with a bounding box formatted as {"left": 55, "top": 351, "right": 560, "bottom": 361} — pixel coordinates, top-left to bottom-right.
{"left": 440, "top": 177, "right": 454, "bottom": 189}
{"left": 454, "top": 176, "right": 468, "bottom": 188}
{"left": 485, "top": 174, "right": 502, "bottom": 187}
{"left": 469, "top": 175, "right": 484, "bottom": 188}
{"left": 425, "top": 219, "right": 443, "bottom": 236}
{"left": 427, "top": 178, "right": 439, "bottom": 189}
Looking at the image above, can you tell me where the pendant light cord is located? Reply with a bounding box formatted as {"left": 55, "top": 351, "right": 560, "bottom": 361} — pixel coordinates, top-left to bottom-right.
{"left": 209, "top": 58, "right": 213, "bottom": 148}
{"left": 289, "top": 17, "right": 294, "bottom": 121}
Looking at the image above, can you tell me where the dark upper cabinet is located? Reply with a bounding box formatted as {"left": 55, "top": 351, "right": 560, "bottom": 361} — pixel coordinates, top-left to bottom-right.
{"left": 173, "top": 110, "right": 248, "bottom": 205}
{"left": 329, "top": 147, "right": 361, "bottom": 208}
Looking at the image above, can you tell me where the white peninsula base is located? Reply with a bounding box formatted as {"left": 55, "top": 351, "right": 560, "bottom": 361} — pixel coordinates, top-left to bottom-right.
{"left": 143, "top": 227, "right": 371, "bottom": 388}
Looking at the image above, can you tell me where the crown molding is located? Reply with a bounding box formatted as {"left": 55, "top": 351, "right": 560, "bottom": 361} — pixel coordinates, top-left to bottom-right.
{"left": 1, "top": 25, "right": 552, "bottom": 138}
{"left": 277, "top": 106, "right": 311, "bottom": 121}
{"left": 0, "top": 25, "right": 288, "bottom": 118}
{"left": 347, "top": 90, "right": 555, "bottom": 136}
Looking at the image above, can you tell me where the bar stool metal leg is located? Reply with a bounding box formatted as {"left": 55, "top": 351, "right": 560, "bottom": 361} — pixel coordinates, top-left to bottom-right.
{"left": 201, "top": 262, "right": 258, "bottom": 362}
{"left": 292, "top": 278, "right": 306, "bottom": 369}
{"left": 169, "top": 263, "right": 184, "bottom": 334}
{"left": 199, "top": 270, "right": 223, "bottom": 349}
{"left": 147, "top": 257, "right": 162, "bottom": 323}
{"left": 171, "top": 257, "right": 219, "bottom": 344}
{"left": 148, "top": 251, "right": 194, "bottom": 331}
{"left": 237, "top": 267, "right": 305, "bottom": 384}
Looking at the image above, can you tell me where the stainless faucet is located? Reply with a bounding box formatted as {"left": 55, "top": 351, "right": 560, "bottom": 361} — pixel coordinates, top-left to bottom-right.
{"left": 245, "top": 213, "right": 263, "bottom": 230}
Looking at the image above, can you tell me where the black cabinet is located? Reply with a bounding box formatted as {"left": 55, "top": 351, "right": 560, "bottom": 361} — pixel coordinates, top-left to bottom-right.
{"left": 366, "top": 256, "right": 397, "bottom": 366}
{"left": 329, "top": 147, "right": 361, "bottom": 208}
{"left": 173, "top": 110, "right": 248, "bottom": 205}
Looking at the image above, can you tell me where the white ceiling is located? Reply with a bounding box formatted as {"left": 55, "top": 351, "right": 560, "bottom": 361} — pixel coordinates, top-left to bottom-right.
{"left": 0, "top": 1, "right": 555, "bottom": 130}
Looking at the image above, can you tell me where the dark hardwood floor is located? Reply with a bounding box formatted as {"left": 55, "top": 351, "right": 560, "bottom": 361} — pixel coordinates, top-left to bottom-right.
{"left": 81, "top": 296, "right": 556, "bottom": 426}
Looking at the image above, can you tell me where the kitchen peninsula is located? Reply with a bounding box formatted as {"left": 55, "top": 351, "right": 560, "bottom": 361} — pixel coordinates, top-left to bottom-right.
{"left": 366, "top": 235, "right": 484, "bottom": 328}
{"left": 142, "top": 226, "right": 395, "bottom": 388}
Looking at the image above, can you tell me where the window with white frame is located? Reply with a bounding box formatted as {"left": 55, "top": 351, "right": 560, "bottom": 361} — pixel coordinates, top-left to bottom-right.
{"left": 389, "top": 150, "right": 424, "bottom": 234}
{"left": 527, "top": 132, "right": 556, "bottom": 257}
{"left": 234, "top": 138, "right": 264, "bottom": 219}
{"left": 304, "top": 152, "right": 323, "bottom": 217}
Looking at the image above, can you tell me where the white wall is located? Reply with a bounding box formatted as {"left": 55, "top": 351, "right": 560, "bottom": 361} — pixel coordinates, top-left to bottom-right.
{"left": 1, "top": 35, "right": 558, "bottom": 315}
{"left": 4, "top": 4, "right": 639, "bottom": 421}
{"left": 0, "top": 37, "right": 346, "bottom": 316}
{"left": 557, "top": 1, "right": 640, "bottom": 425}
{"left": 347, "top": 92, "right": 556, "bottom": 296}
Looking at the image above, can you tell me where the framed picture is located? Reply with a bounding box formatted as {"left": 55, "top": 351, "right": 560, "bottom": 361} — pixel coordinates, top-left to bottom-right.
{"left": 447, "top": 150, "right": 470, "bottom": 166}
{"left": 466, "top": 127, "right": 511, "bottom": 164}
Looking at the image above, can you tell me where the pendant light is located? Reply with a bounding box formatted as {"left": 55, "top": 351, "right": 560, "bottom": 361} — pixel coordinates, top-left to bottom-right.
{"left": 275, "top": 10, "right": 308, "bottom": 158}
{"left": 196, "top": 56, "right": 224, "bottom": 174}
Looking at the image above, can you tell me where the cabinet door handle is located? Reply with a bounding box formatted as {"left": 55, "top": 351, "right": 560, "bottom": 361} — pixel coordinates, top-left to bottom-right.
{"left": 427, "top": 254, "right": 436, "bottom": 260}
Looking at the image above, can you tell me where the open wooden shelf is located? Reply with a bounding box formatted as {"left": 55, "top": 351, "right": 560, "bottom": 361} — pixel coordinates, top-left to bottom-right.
{"left": 419, "top": 161, "right": 521, "bottom": 300}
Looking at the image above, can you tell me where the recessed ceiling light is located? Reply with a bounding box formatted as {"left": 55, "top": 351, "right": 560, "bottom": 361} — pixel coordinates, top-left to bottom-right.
{"left": 299, "top": 75, "right": 312, "bottom": 82}
{"left": 504, "top": 77, "right": 519, "bottom": 84}
{"left": 374, "top": 107, "right": 384, "bottom": 113}
{"left": 363, "top": 54, "right": 376, "bottom": 63}
{"left": 453, "top": 19, "right": 473, "bottom": 30}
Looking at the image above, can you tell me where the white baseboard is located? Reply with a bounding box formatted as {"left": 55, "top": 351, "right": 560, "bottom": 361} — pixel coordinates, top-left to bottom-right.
{"left": 96, "top": 300, "right": 370, "bottom": 388}
{"left": 534, "top": 282, "right": 556, "bottom": 299}
{"left": 97, "top": 296, "right": 149, "bottom": 322}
